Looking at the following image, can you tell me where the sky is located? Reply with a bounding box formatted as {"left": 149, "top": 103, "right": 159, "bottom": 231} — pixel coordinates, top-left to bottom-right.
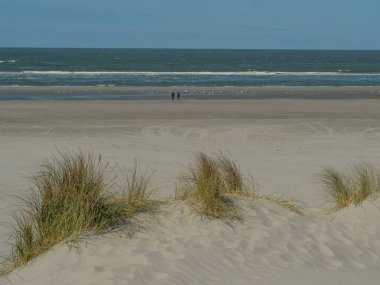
{"left": 0, "top": 0, "right": 379, "bottom": 49}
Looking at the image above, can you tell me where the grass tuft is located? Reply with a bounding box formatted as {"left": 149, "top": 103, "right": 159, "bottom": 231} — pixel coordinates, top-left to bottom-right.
{"left": 352, "top": 163, "right": 380, "bottom": 205}
{"left": 320, "top": 168, "right": 352, "bottom": 210}
{"left": 217, "top": 153, "right": 246, "bottom": 195}
{"left": 320, "top": 163, "right": 380, "bottom": 210}
{"left": 175, "top": 152, "right": 303, "bottom": 219}
{"left": 113, "top": 162, "right": 159, "bottom": 220}
{"left": 7, "top": 151, "right": 158, "bottom": 269}
{"left": 175, "top": 152, "right": 242, "bottom": 220}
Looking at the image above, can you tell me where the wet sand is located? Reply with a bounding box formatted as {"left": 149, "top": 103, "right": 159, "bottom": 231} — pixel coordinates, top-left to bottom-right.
{"left": 1, "top": 86, "right": 380, "bottom": 99}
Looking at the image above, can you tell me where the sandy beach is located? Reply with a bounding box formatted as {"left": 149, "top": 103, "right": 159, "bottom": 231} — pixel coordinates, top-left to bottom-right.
{"left": 1, "top": 99, "right": 380, "bottom": 284}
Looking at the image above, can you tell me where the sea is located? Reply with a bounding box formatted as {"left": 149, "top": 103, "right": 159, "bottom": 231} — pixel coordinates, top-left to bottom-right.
{"left": 1, "top": 48, "right": 380, "bottom": 88}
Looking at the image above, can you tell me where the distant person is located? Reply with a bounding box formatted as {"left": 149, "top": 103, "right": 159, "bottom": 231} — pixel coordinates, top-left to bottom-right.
{"left": 177, "top": 92, "right": 181, "bottom": 100}
{"left": 171, "top": 92, "right": 175, "bottom": 100}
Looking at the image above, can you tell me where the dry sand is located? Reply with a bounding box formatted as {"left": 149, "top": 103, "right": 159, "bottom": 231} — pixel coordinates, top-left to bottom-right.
{"left": 1, "top": 99, "right": 380, "bottom": 284}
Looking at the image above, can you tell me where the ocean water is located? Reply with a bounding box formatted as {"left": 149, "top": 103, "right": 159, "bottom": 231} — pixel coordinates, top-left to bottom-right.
{"left": 1, "top": 48, "right": 380, "bottom": 87}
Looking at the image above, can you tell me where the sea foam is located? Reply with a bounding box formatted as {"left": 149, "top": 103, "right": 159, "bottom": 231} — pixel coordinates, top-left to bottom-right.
{"left": 0, "top": 60, "right": 16, "bottom": 63}
{"left": 0, "top": 71, "right": 379, "bottom": 76}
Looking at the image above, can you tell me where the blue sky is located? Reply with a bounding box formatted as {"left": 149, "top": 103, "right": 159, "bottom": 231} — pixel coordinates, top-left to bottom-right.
{"left": 0, "top": 0, "right": 379, "bottom": 49}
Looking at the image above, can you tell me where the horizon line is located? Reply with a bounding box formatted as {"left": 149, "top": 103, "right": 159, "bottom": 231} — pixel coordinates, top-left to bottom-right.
{"left": 1, "top": 46, "right": 380, "bottom": 51}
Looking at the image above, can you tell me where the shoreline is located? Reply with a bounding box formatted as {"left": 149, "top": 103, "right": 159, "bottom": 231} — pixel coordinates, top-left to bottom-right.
{"left": 1, "top": 86, "right": 380, "bottom": 99}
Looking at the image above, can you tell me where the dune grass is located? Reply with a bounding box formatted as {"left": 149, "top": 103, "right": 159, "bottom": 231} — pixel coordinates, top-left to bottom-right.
{"left": 7, "top": 151, "right": 158, "bottom": 269}
{"left": 217, "top": 153, "right": 304, "bottom": 214}
{"left": 320, "top": 163, "right": 380, "bottom": 210}
{"left": 1, "top": 150, "right": 313, "bottom": 274}
{"left": 175, "top": 152, "right": 242, "bottom": 220}
{"left": 115, "top": 162, "right": 159, "bottom": 220}
{"left": 175, "top": 152, "right": 304, "bottom": 219}
{"left": 271, "top": 196, "right": 304, "bottom": 215}
{"left": 216, "top": 153, "right": 304, "bottom": 214}
{"left": 216, "top": 153, "right": 246, "bottom": 195}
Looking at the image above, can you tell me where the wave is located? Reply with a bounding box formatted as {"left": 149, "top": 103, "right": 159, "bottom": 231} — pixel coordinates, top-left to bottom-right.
{"left": 0, "top": 60, "right": 17, "bottom": 63}
{"left": 0, "top": 71, "right": 380, "bottom": 76}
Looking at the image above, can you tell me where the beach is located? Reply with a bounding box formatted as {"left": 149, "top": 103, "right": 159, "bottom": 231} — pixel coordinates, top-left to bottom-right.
{"left": 1, "top": 98, "right": 380, "bottom": 284}
{"left": 1, "top": 86, "right": 380, "bottom": 99}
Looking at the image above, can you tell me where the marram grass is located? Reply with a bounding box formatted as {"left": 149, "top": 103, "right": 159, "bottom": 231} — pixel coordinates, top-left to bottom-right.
{"left": 216, "top": 153, "right": 303, "bottom": 214}
{"left": 216, "top": 153, "right": 246, "bottom": 195}
{"left": 7, "top": 151, "right": 158, "bottom": 269}
{"left": 114, "top": 162, "right": 159, "bottom": 220}
{"left": 1, "top": 150, "right": 317, "bottom": 274}
{"left": 175, "top": 152, "right": 304, "bottom": 219}
{"left": 175, "top": 152, "right": 242, "bottom": 220}
{"left": 320, "top": 163, "right": 380, "bottom": 210}
{"left": 271, "top": 196, "right": 304, "bottom": 215}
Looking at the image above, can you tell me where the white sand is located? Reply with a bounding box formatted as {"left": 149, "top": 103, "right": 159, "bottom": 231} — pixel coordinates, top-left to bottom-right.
{"left": 1, "top": 99, "right": 380, "bottom": 284}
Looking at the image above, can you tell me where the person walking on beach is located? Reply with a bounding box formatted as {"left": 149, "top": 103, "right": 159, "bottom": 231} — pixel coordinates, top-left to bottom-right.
{"left": 176, "top": 92, "right": 181, "bottom": 100}
{"left": 171, "top": 92, "right": 175, "bottom": 100}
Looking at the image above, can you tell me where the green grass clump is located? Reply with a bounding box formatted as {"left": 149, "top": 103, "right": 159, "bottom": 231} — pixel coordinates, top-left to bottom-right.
{"left": 115, "top": 163, "right": 158, "bottom": 220}
{"left": 320, "top": 163, "right": 380, "bottom": 210}
{"left": 216, "top": 153, "right": 245, "bottom": 195}
{"left": 175, "top": 151, "right": 304, "bottom": 219}
{"left": 8, "top": 151, "right": 157, "bottom": 269}
{"left": 175, "top": 152, "right": 242, "bottom": 220}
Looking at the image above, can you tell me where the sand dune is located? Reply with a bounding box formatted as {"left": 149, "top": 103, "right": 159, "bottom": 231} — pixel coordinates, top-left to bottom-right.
{"left": 1, "top": 99, "right": 380, "bottom": 284}
{"left": 4, "top": 201, "right": 380, "bottom": 285}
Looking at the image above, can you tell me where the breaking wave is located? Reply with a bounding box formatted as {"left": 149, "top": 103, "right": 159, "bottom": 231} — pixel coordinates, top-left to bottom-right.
{"left": 1, "top": 71, "right": 380, "bottom": 76}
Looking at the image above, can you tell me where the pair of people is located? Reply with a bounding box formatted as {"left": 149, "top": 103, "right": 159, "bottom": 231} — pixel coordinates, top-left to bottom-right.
{"left": 171, "top": 92, "right": 181, "bottom": 100}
